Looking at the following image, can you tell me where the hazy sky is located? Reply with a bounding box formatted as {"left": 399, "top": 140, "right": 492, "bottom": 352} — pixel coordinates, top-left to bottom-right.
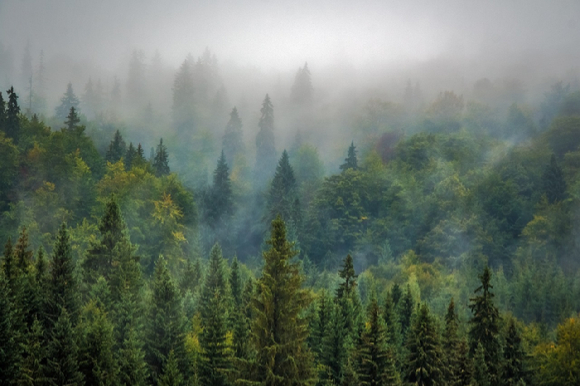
{"left": 1, "top": 0, "right": 579, "bottom": 73}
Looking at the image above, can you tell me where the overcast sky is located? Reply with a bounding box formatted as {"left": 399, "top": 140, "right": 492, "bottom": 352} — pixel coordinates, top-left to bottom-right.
{"left": 1, "top": 0, "right": 579, "bottom": 74}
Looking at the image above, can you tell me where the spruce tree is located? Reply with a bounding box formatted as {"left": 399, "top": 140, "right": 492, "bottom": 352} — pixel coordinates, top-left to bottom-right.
{"left": 0, "top": 91, "right": 6, "bottom": 131}
{"left": 5, "top": 86, "right": 20, "bottom": 144}
{"left": 254, "top": 94, "right": 276, "bottom": 185}
{"left": 403, "top": 303, "right": 443, "bottom": 386}
{"left": 336, "top": 254, "right": 357, "bottom": 300}
{"left": 117, "top": 324, "right": 148, "bottom": 386}
{"left": 158, "top": 350, "right": 183, "bottom": 386}
{"left": 267, "top": 149, "right": 299, "bottom": 226}
{"left": 0, "top": 275, "right": 21, "bottom": 385}
{"left": 398, "top": 285, "right": 414, "bottom": 339}
{"left": 172, "top": 57, "right": 195, "bottom": 134}
{"left": 2, "top": 237, "right": 15, "bottom": 286}
{"left": 125, "top": 142, "right": 137, "bottom": 170}
{"left": 145, "top": 257, "right": 186, "bottom": 383}
{"left": 106, "top": 130, "right": 127, "bottom": 164}
{"left": 64, "top": 106, "right": 81, "bottom": 131}
{"left": 455, "top": 340, "right": 472, "bottom": 386}
{"left": 542, "top": 154, "right": 566, "bottom": 203}
{"left": 46, "top": 307, "right": 84, "bottom": 386}
{"left": 153, "top": 138, "right": 170, "bottom": 176}
{"left": 290, "top": 63, "right": 313, "bottom": 106}
{"left": 14, "top": 226, "right": 33, "bottom": 273}
{"left": 443, "top": 298, "right": 460, "bottom": 385}
{"left": 244, "top": 215, "right": 315, "bottom": 386}
{"left": 340, "top": 142, "right": 358, "bottom": 172}
{"left": 472, "top": 342, "right": 490, "bottom": 386}
{"left": 322, "top": 299, "right": 349, "bottom": 385}
{"left": 355, "top": 297, "right": 400, "bottom": 386}
{"left": 19, "top": 318, "right": 48, "bottom": 386}
{"left": 383, "top": 290, "right": 402, "bottom": 365}
{"left": 468, "top": 266, "right": 501, "bottom": 385}
{"left": 205, "top": 151, "right": 233, "bottom": 227}
{"left": 501, "top": 319, "right": 525, "bottom": 386}
{"left": 222, "top": 106, "right": 244, "bottom": 166}
{"left": 312, "top": 290, "right": 333, "bottom": 360}
{"left": 55, "top": 83, "right": 80, "bottom": 121}
{"left": 48, "top": 224, "right": 80, "bottom": 327}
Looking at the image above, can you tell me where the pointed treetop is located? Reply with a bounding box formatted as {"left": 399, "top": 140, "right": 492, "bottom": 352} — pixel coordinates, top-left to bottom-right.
{"left": 340, "top": 141, "right": 358, "bottom": 171}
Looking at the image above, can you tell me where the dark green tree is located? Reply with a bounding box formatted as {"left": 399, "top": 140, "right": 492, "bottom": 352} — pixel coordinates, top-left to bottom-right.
{"left": 254, "top": 94, "right": 276, "bottom": 185}
{"left": 19, "top": 318, "right": 48, "bottom": 386}
{"left": 5, "top": 86, "right": 20, "bottom": 143}
{"left": 125, "top": 142, "right": 137, "bottom": 169}
{"left": 145, "top": 257, "right": 186, "bottom": 383}
{"left": 340, "top": 142, "right": 358, "bottom": 172}
{"left": 55, "top": 83, "right": 80, "bottom": 121}
{"left": 222, "top": 106, "right": 244, "bottom": 166}
{"left": 472, "top": 342, "right": 490, "bottom": 386}
{"left": 455, "top": 340, "right": 472, "bottom": 386}
{"left": 403, "top": 303, "right": 443, "bottom": 386}
{"left": 117, "top": 324, "right": 148, "bottom": 386}
{"left": 243, "top": 215, "right": 315, "bottom": 386}
{"left": 468, "top": 266, "right": 501, "bottom": 385}
{"left": 355, "top": 297, "right": 400, "bottom": 386}
{"left": 153, "top": 138, "right": 170, "bottom": 176}
{"left": 158, "top": 350, "right": 183, "bottom": 386}
{"left": 321, "top": 298, "right": 350, "bottom": 385}
{"left": 443, "top": 298, "right": 460, "bottom": 386}
{"left": 383, "top": 290, "right": 401, "bottom": 362}
{"left": 64, "top": 106, "right": 81, "bottom": 131}
{"left": 205, "top": 151, "right": 233, "bottom": 227}
{"left": 390, "top": 284, "right": 402, "bottom": 309}
{"left": 267, "top": 149, "right": 299, "bottom": 225}
{"left": 106, "top": 130, "right": 127, "bottom": 164}
{"left": 46, "top": 307, "right": 84, "bottom": 386}
{"left": 311, "top": 290, "right": 333, "bottom": 360}
{"left": 0, "top": 275, "right": 21, "bottom": 385}
{"left": 336, "top": 254, "right": 357, "bottom": 300}
{"left": 172, "top": 56, "right": 195, "bottom": 134}
{"left": 0, "top": 91, "right": 6, "bottom": 131}
{"left": 501, "top": 319, "right": 525, "bottom": 386}
{"left": 397, "top": 285, "right": 414, "bottom": 339}
{"left": 542, "top": 154, "right": 566, "bottom": 203}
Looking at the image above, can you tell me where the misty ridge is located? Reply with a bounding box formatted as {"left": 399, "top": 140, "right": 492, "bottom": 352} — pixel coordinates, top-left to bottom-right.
{"left": 3, "top": 1, "right": 580, "bottom": 386}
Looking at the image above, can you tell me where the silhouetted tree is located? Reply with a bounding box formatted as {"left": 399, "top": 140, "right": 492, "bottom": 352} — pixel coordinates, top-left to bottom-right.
{"left": 55, "top": 83, "right": 80, "bottom": 121}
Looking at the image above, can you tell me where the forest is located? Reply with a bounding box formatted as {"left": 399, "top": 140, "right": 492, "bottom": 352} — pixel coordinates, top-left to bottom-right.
{"left": 1, "top": 2, "right": 580, "bottom": 385}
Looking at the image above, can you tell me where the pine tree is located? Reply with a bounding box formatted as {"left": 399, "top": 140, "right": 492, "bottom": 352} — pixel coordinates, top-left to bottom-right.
{"left": 312, "top": 290, "right": 333, "bottom": 360}
{"left": 5, "top": 86, "right": 20, "bottom": 144}
{"left": 383, "top": 290, "right": 401, "bottom": 364}
{"left": 542, "top": 154, "right": 566, "bottom": 203}
{"left": 145, "top": 257, "right": 186, "bottom": 383}
{"left": 472, "top": 342, "right": 490, "bottom": 386}
{"left": 403, "top": 303, "right": 443, "bottom": 386}
{"left": 106, "top": 130, "right": 127, "bottom": 164}
{"left": 46, "top": 307, "right": 84, "bottom": 386}
{"left": 501, "top": 319, "right": 525, "bottom": 386}
{"left": 158, "top": 350, "right": 183, "bottom": 386}
{"left": 355, "top": 297, "right": 400, "bottom": 386}
{"left": 19, "top": 318, "right": 48, "bottom": 386}
{"left": 222, "top": 107, "right": 244, "bottom": 166}
{"left": 336, "top": 254, "right": 357, "bottom": 300}
{"left": 0, "top": 275, "right": 21, "bottom": 385}
{"left": 125, "top": 142, "right": 137, "bottom": 170}
{"left": 64, "top": 106, "right": 81, "bottom": 131}
{"left": 255, "top": 94, "right": 276, "bottom": 185}
{"left": 455, "top": 340, "right": 472, "bottom": 386}
{"left": 340, "top": 142, "right": 358, "bottom": 172}
{"left": 267, "top": 149, "right": 300, "bottom": 226}
{"left": 205, "top": 151, "right": 233, "bottom": 227}
{"left": 322, "top": 299, "right": 349, "bottom": 385}
{"left": 199, "top": 243, "right": 230, "bottom": 386}
{"left": 398, "top": 285, "right": 414, "bottom": 339}
{"left": 443, "top": 298, "right": 460, "bottom": 385}
{"left": 153, "top": 138, "right": 170, "bottom": 176}
{"left": 468, "top": 266, "right": 501, "bottom": 385}
{"left": 118, "top": 324, "right": 148, "bottom": 386}
{"left": 229, "top": 256, "right": 242, "bottom": 308}
{"left": 48, "top": 224, "right": 80, "bottom": 327}
{"left": 244, "top": 215, "right": 315, "bottom": 386}
{"left": 55, "top": 83, "right": 80, "bottom": 121}
{"left": 14, "top": 226, "right": 33, "bottom": 273}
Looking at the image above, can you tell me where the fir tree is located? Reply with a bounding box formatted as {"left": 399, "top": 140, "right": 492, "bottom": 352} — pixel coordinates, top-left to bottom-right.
{"left": 19, "top": 318, "right": 48, "bottom": 386}
{"left": 443, "top": 298, "right": 460, "bottom": 385}
{"left": 340, "top": 142, "right": 358, "bottom": 172}
{"left": 55, "top": 83, "right": 80, "bottom": 121}
{"left": 172, "top": 56, "right": 195, "bottom": 133}
{"left": 145, "top": 257, "right": 186, "bottom": 383}
{"left": 355, "top": 297, "right": 400, "bottom": 386}
{"left": 153, "top": 138, "right": 170, "bottom": 176}
{"left": 2, "top": 237, "right": 15, "bottom": 286}
{"left": 0, "top": 91, "right": 6, "bottom": 131}
{"left": 472, "top": 342, "right": 490, "bottom": 386}
{"left": 64, "top": 106, "right": 81, "bottom": 131}
{"left": 501, "top": 319, "right": 525, "bottom": 386}
{"left": 403, "top": 303, "right": 443, "bottom": 386}
{"left": 455, "top": 340, "right": 472, "bottom": 386}
{"left": 336, "top": 254, "right": 357, "bottom": 300}
{"left": 5, "top": 86, "right": 20, "bottom": 144}
{"left": 106, "top": 130, "right": 127, "bottom": 164}
{"left": 0, "top": 275, "right": 21, "bottom": 385}
{"left": 205, "top": 151, "right": 234, "bottom": 227}
{"left": 290, "top": 62, "right": 313, "bottom": 106}
{"left": 267, "top": 149, "right": 300, "bottom": 226}
{"left": 243, "top": 215, "right": 315, "bottom": 386}
{"left": 542, "top": 154, "right": 566, "bottom": 203}
{"left": 383, "top": 290, "right": 401, "bottom": 363}
{"left": 14, "top": 226, "right": 33, "bottom": 273}
{"left": 158, "top": 350, "right": 183, "bottom": 386}
{"left": 254, "top": 94, "right": 276, "bottom": 185}
{"left": 46, "top": 307, "right": 84, "bottom": 386}
{"left": 48, "top": 224, "right": 80, "bottom": 327}
{"left": 312, "top": 290, "right": 333, "bottom": 360}
{"left": 391, "top": 284, "right": 402, "bottom": 309}
{"left": 468, "top": 266, "right": 501, "bottom": 385}
{"left": 117, "top": 324, "right": 148, "bottom": 386}
{"left": 398, "top": 285, "right": 414, "bottom": 339}
{"left": 222, "top": 107, "right": 244, "bottom": 166}
{"left": 229, "top": 256, "right": 242, "bottom": 308}
{"left": 322, "top": 299, "right": 350, "bottom": 385}
{"left": 125, "top": 142, "right": 137, "bottom": 170}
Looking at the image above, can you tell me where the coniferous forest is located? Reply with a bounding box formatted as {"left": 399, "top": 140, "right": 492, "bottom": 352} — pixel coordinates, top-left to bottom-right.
{"left": 2, "top": 2, "right": 580, "bottom": 386}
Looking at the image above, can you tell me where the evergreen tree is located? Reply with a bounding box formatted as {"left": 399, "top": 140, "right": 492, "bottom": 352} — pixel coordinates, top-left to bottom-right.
{"left": 243, "top": 215, "right": 315, "bottom": 386}
{"left": 179, "top": 257, "right": 201, "bottom": 295}
{"left": 125, "top": 142, "right": 137, "bottom": 170}
{"left": 145, "top": 257, "right": 186, "bottom": 383}
{"left": 355, "top": 297, "right": 400, "bottom": 386}
{"left": 4, "top": 86, "right": 20, "bottom": 144}
{"left": 398, "top": 285, "right": 414, "bottom": 339}
{"left": 312, "top": 290, "right": 333, "bottom": 360}
{"left": 0, "top": 91, "right": 6, "bottom": 131}
{"left": 336, "top": 254, "right": 357, "bottom": 300}
{"left": 472, "top": 342, "right": 490, "bottom": 386}
{"left": 2, "top": 237, "right": 15, "bottom": 286}
{"left": 443, "top": 298, "right": 460, "bottom": 385}
{"left": 290, "top": 63, "right": 313, "bottom": 106}
{"left": 19, "top": 318, "right": 48, "bottom": 386}
{"left": 501, "top": 319, "right": 525, "bottom": 386}
{"left": 64, "top": 106, "right": 81, "bottom": 131}
{"left": 455, "top": 340, "right": 472, "bottom": 386}
{"left": 254, "top": 94, "right": 276, "bottom": 185}
{"left": 267, "top": 150, "right": 299, "bottom": 225}
{"left": 55, "top": 83, "right": 80, "bottom": 121}
{"left": 117, "top": 324, "right": 148, "bottom": 386}
{"left": 391, "top": 284, "right": 402, "bottom": 309}
{"left": 158, "top": 350, "right": 183, "bottom": 386}
{"left": 229, "top": 256, "right": 242, "bottom": 308}
{"left": 383, "top": 290, "right": 401, "bottom": 364}
{"left": 172, "top": 56, "right": 195, "bottom": 133}
{"left": 15, "top": 226, "right": 33, "bottom": 273}
{"left": 153, "top": 138, "right": 170, "bottom": 177}
{"left": 222, "top": 107, "right": 244, "bottom": 166}
{"left": 542, "top": 154, "right": 566, "bottom": 203}
{"left": 0, "top": 275, "right": 21, "bottom": 385}
{"left": 106, "top": 130, "right": 127, "bottom": 164}
{"left": 46, "top": 307, "right": 84, "bottom": 386}
{"left": 321, "top": 299, "right": 349, "bottom": 385}
{"left": 340, "top": 142, "right": 358, "bottom": 172}
{"left": 199, "top": 243, "right": 230, "bottom": 386}
{"left": 205, "top": 151, "right": 233, "bottom": 227}
{"left": 403, "top": 303, "right": 443, "bottom": 386}
{"left": 48, "top": 224, "right": 80, "bottom": 327}
{"left": 468, "top": 266, "right": 501, "bottom": 385}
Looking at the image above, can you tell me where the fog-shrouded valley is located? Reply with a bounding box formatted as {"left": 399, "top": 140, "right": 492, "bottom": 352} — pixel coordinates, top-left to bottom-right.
{"left": 1, "top": 1, "right": 580, "bottom": 385}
